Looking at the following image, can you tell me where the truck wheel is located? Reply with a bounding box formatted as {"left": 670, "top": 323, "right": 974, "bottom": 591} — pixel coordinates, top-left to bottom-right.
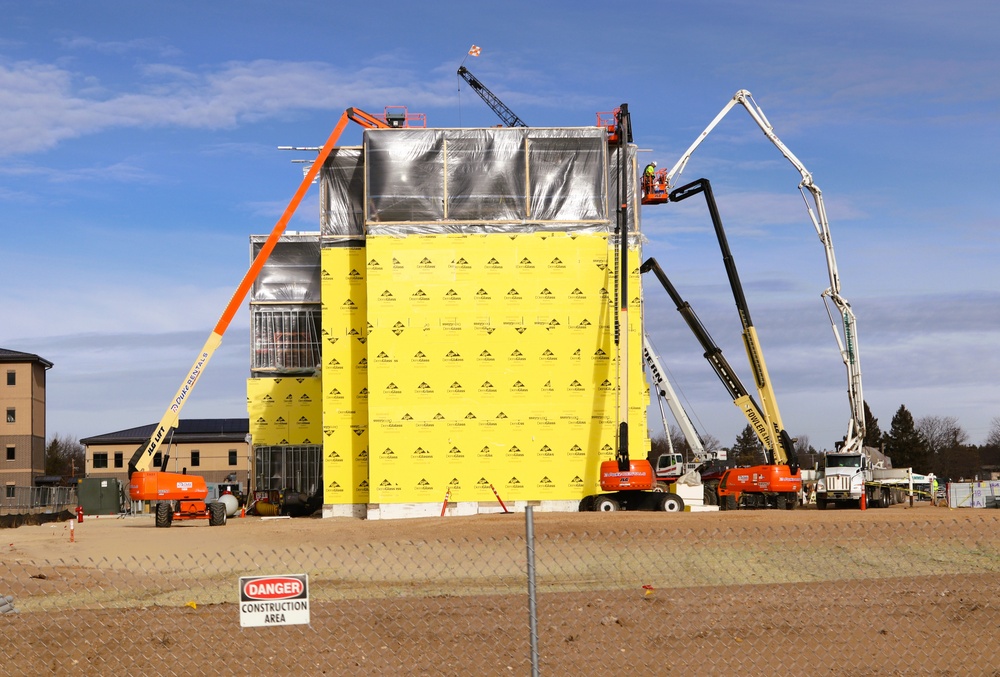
{"left": 155, "top": 502, "right": 172, "bottom": 528}
{"left": 659, "top": 493, "right": 684, "bottom": 513}
{"left": 816, "top": 497, "right": 827, "bottom": 510}
{"left": 776, "top": 495, "right": 787, "bottom": 510}
{"left": 209, "top": 502, "right": 227, "bottom": 526}
{"left": 578, "top": 495, "right": 596, "bottom": 512}
{"left": 786, "top": 493, "right": 798, "bottom": 510}
{"left": 593, "top": 496, "right": 619, "bottom": 512}
{"left": 722, "top": 495, "right": 737, "bottom": 511}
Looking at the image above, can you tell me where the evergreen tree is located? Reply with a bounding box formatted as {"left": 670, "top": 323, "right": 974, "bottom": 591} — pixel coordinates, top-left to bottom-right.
{"left": 731, "top": 424, "right": 764, "bottom": 466}
{"left": 863, "top": 401, "right": 882, "bottom": 448}
{"left": 883, "top": 405, "right": 928, "bottom": 471}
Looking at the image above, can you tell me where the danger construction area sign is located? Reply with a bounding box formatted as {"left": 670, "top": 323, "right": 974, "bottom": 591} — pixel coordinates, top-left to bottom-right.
{"left": 239, "top": 574, "right": 310, "bottom": 628}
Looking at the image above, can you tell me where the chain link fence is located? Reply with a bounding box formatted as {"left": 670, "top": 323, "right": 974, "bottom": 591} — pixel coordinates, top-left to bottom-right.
{"left": 2, "top": 510, "right": 999, "bottom": 675}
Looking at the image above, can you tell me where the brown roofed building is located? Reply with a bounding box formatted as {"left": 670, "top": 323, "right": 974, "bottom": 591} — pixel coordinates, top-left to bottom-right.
{"left": 0, "top": 349, "right": 54, "bottom": 497}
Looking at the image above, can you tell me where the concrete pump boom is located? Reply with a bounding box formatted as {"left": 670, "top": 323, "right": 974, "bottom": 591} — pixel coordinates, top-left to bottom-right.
{"left": 665, "top": 89, "right": 864, "bottom": 453}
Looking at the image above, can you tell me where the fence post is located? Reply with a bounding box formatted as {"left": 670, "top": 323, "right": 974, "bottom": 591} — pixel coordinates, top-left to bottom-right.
{"left": 526, "top": 506, "right": 540, "bottom": 676}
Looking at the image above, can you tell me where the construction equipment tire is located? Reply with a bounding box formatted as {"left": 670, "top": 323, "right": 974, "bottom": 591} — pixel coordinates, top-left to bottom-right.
{"left": 593, "top": 496, "right": 619, "bottom": 512}
{"left": 659, "top": 493, "right": 684, "bottom": 513}
{"left": 155, "top": 502, "right": 172, "bottom": 528}
{"left": 209, "top": 502, "right": 227, "bottom": 526}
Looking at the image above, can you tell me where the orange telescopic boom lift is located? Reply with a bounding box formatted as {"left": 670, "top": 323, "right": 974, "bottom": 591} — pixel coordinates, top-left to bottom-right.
{"left": 126, "top": 107, "right": 415, "bottom": 526}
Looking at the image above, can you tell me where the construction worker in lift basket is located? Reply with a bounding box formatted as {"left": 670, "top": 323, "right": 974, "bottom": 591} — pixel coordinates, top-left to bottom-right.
{"left": 643, "top": 161, "right": 657, "bottom": 196}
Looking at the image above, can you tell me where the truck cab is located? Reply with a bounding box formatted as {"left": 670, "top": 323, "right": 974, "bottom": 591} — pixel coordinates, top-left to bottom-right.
{"left": 654, "top": 453, "right": 690, "bottom": 482}
{"left": 816, "top": 452, "right": 866, "bottom": 509}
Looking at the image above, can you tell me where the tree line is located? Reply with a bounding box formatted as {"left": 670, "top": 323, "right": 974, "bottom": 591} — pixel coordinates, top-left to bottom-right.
{"left": 651, "top": 405, "right": 1000, "bottom": 481}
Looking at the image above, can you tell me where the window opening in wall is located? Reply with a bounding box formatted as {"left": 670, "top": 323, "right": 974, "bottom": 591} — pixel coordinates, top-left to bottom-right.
{"left": 114, "top": 452, "right": 123, "bottom": 468}
{"left": 93, "top": 453, "right": 108, "bottom": 469}
{"left": 5, "top": 446, "right": 14, "bottom": 461}
{"left": 191, "top": 450, "right": 200, "bottom": 467}
{"left": 251, "top": 306, "right": 322, "bottom": 374}
{"left": 254, "top": 445, "right": 321, "bottom": 494}
{"left": 6, "top": 371, "right": 14, "bottom": 386}
{"left": 6, "top": 408, "right": 14, "bottom": 423}
{"left": 5, "top": 484, "right": 14, "bottom": 499}
{"left": 228, "top": 449, "right": 238, "bottom": 466}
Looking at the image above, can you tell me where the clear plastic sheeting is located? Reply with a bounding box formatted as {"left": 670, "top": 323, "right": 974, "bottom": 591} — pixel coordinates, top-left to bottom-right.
{"left": 250, "top": 305, "right": 322, "bottom": 374}
{"left": 320, "top": 147, "right": 365, "bottom": 237}
{"left": 364, "top": 127, "right": 609, "bottom": 231}
{"left": 445, "top": 130, "right": 526, "bottom": 221}
{"left": 250, "top": 233, "right": 322, "bottom": 303}
{"left": 528, "top": 136, "right": 606, "bottom": 221}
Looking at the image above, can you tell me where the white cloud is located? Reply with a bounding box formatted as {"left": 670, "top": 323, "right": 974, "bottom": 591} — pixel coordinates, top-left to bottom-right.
{"left": 0, "top": 58, "right": 459, "bottom": 157}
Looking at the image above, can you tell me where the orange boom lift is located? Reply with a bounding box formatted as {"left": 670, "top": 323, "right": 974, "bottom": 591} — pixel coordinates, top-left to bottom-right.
{"left": 126, "top": 107, "right": 414, "bottom": 526}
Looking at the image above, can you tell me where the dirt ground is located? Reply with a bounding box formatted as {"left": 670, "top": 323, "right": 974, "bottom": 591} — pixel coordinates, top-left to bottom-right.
{"left": 2, "top": 501, "right": 998, "bottom": 675}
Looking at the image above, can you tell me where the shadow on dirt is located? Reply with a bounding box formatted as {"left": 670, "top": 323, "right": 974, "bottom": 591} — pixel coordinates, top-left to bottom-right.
{"left": 0, "top": 510, "right": 75, "bottom": 529}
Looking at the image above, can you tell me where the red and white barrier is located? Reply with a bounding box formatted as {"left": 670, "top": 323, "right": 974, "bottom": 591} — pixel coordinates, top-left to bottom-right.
{"left": 489, "top": 484, "right": 510, "bottom": 513}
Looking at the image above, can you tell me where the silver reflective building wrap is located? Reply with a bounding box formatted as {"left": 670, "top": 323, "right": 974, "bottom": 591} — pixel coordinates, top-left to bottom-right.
{"left": 356, "top": 127, "right": 622, "bottom": 235}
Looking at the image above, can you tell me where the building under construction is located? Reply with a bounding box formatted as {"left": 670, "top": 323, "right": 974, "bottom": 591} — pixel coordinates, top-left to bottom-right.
{"left": 247, "top": 112, "right": 650, "bottom": 519}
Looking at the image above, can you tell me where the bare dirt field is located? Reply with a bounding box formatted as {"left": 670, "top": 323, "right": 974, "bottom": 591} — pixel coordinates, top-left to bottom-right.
{"left": 2, "top": 501, "right": 998, "bottom": 675}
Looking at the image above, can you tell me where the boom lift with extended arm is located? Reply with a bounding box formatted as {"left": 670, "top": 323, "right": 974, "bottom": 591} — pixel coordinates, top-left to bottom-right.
{"left": 640, "top": 253, "right": 801, "bottom": 509}
{"left": 127, "top": 106, "right": 413, "bottom": 527}
{"left": 667, "top": 178, "right": 800, "bottom": 508}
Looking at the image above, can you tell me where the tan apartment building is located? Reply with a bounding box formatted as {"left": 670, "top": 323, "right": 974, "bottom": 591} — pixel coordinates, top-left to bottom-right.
{"left": 0, "top": 349, "right": 53, "bottom": 498}
{"left": 80, "top": 418, "right": 251, "bottom": 488}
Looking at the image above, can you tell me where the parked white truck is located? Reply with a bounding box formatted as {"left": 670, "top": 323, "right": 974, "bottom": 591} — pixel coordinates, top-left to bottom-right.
{"left": 816, "top": 447, "right": 911, "bottom": 509}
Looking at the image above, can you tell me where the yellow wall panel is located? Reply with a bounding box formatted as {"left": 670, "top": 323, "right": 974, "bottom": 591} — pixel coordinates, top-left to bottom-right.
{"left": 363, "top": 232, "right": 647, "bottom": 504}
{"left": 247, "top": 377, "right": 322, "bottom": 445}
{"left": 321, "top": 247, "right": 370, "bottom": 505}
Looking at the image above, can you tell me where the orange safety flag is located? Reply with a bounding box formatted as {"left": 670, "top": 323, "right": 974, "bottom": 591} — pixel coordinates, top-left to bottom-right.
{"left": 468, "top": 45, "right": 482, "bottom": 56}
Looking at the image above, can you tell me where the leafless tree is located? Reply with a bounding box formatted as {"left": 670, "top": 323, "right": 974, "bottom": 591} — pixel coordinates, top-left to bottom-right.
{"left": 986, "top": 416, "right": 1000, "bottom": 448}
{"left": 917, "top": 415, "right": 968, "bottom": 455}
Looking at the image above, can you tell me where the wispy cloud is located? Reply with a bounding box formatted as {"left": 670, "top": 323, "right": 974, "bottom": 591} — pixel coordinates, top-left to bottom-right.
{"left": 0, "top": 58, "right": 459, "bottom": 156}
{"left": 57, "top": 36, "right": 182, "bottom": 58}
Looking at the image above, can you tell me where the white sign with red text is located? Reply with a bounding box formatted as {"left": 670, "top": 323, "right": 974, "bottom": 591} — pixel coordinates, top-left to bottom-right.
{"left": 239, "top": 574, "right": 309, "bottom": 627}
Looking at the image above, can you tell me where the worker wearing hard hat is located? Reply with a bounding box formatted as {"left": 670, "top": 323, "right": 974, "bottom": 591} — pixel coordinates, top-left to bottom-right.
{"left": 643, "top": 161, "right": 657, "bottom": 196}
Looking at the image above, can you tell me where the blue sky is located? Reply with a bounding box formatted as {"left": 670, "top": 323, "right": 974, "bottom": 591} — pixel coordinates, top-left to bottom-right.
{"left": 2, "top": 0, "right": 998, "bottom": 451}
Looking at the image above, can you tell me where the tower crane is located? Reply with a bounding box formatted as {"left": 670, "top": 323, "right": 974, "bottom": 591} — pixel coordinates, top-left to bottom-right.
{"left": 457, "top": 66, "right": 528, "bottom": 128}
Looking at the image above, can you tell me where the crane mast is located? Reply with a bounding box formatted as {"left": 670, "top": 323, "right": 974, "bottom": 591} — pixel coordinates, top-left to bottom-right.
{"left": 665, "top": 89, "right": 864, "bottom": 453}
